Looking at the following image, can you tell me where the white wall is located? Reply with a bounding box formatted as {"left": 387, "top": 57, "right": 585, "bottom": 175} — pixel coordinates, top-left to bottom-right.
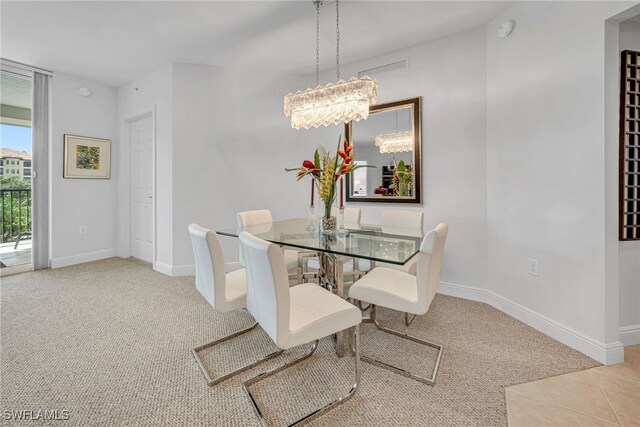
{"left": 316, "top": 26, "right": 489, "bottom": 291}
{"left": 171, "top": 64, "right": 311, "bottom": 268}
{"left": 618, "top": 18, "right": 640, "bottom": 336}
{"left": 122, "top": 25, "right": 488, "bottom": 287}
{"left": 50, "top": 72, "right": 118, "bottom": 267}
{"left": 116, "top": 64, "right": 173, "bottom": 268}
{"left": 486, "top": 1, "right": 635, "bottom": 362}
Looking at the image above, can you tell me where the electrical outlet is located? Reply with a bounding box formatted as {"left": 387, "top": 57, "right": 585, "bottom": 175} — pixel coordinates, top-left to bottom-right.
{"left": 79, "top": 225, "right": 87, "bottom": 235}
{"left": 527, "top": 258, "right": 539, "bottom": 277}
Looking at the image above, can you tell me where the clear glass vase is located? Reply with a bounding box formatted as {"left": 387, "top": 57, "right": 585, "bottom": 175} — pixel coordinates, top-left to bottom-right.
{"left": 320, "top": 200, "right": 337, "bottom": 235}
{"left": 320, "top": 215, "right": 337, "bottom": 235}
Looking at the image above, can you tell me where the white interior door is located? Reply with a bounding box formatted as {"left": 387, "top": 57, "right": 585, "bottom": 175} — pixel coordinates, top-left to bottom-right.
{"left": 129, "top": 115, "right": 153, "bottom": 263}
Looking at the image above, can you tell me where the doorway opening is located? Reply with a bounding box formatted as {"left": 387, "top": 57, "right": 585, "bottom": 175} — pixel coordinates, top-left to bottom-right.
{"left": 127, "top": 112, "right": 155, "bottom": 265}
{"left": 0, "top": 71, "right": 33, "bottom": 273}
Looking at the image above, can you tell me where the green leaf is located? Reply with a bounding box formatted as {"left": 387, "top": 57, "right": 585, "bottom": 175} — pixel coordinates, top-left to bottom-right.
{"left": 314, "top": 149, "right": 320, "bottom": 169}
{"left": 397, "top": 160, "right": 405, "bottom": 172}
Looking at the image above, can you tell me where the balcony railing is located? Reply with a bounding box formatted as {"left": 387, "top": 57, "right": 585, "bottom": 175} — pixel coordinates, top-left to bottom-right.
{"left": 1, "top": 189, "right": 31, "bottom": 244}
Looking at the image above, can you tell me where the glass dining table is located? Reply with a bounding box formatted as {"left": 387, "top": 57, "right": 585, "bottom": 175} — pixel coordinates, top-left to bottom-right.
{"left": 217, "top": 218, "right": 424, "bottom": 356}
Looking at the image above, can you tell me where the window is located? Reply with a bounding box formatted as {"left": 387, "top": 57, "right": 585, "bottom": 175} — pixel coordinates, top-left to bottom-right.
{"left": 0, "top": 160, "right": 3, "bottom": 165}
{"left": 23, "top": 169, "right": 31, "bottom": 177}
{"left": 23, "top": 161, "right": 31, "bottom": 167}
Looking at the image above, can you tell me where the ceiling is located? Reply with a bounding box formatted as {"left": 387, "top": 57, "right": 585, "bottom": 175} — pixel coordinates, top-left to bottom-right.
{"left": 1, "top": 1, "right": 511, "bottom": 88}
{"left": 627, "top": 13, "right": 640, "bottom": 22}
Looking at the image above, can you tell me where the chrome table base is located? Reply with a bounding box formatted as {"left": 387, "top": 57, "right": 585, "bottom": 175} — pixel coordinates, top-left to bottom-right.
{"left": 317, "top": 252, "right": 349, "bottom": 357}
{"left": 192, "top": 321, "right": 284, "bottom": 387}
{"left": 243, "top": 324, "right": 361, "bottom": 427}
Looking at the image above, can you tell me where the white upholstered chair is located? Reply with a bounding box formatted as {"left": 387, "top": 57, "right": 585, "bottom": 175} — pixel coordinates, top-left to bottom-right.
{"left": 239, "top": 231, "right": 362, "bottom": 425}
{"left": 237, "top": 209, "right": 302, "bottom": 283}
{"left": 349, "top": 223, "right": 448, "bottom": 385}
{"left": 379, "top": 209, "right": 424, "bottom": 275}
{"left": 188, "top": 224, "right": 283, "bottom": 386}
{"left": 334, "top": 206, "right": 362, "bottom": 226}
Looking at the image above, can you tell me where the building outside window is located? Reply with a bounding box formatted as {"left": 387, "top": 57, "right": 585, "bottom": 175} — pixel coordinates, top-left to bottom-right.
{"left": 0, "top": 148, "right": 31, "bottom": 179}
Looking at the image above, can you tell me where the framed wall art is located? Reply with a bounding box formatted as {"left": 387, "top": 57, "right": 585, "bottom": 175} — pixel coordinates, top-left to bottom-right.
{"left": 63, "top": 134, "right": 111, "bottom": 179}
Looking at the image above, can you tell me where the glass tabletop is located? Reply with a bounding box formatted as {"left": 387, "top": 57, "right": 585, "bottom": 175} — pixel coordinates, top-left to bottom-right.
{"left": 217, "top": 218, "right": 423, "bottom": 265}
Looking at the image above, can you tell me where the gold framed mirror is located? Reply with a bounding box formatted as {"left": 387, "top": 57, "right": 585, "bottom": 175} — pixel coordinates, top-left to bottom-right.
{"left": 345, "top": 97, "right": 422, "bottom": 204}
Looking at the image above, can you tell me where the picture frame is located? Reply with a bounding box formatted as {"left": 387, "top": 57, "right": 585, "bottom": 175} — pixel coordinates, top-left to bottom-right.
{"left": 63, "top": 134, "right": 111, "bottom": 179}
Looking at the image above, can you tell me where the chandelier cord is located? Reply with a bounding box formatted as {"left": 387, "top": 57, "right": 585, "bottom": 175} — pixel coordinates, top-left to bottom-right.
{"left": 315, "top": 1, "right": 320, "bottom": 85}
{"left": 336, "top": 0, "right": 340, "bottom": 81}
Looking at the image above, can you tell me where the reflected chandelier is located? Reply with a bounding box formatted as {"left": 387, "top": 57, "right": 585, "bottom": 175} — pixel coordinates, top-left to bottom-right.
{"left": 375, "top": 131, "right": 413, "bottom": 153}
{"left": 284, "top": 0, "right": 377, "bottom": 130}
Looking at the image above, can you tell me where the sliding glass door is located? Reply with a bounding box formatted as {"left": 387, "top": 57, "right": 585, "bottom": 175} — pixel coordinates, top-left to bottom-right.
{"left": 0, "top": 70, "right": 33, "bottom": 273}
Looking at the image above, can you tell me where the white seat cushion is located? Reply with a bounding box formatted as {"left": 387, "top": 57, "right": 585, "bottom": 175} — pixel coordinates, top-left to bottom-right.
{"left": 284, "top": 249, "right": 300, "bottom": 271}
{"left": 284, "top": 283, "right": 361, "bottom": 349}
{"left": 224, "top": 268, "right": 247, "bottom": 311}
{"left": 348, "top": 267, "right": 419, "bottom": 314}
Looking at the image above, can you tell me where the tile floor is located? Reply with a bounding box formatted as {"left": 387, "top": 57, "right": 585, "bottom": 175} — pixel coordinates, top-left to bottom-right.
{"left": 506, "top": 345, "right": 640, "bottom": 426}
{"left": 0, "top": 240, "right": 31, "bottom": 268}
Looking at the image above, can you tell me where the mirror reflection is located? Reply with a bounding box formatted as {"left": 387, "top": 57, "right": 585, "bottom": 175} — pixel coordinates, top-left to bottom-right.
{"left": 346, "top": 97, "right": 422, "bottom": 204}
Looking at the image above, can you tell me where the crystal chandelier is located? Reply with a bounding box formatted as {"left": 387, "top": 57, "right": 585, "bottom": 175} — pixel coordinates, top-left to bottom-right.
{"left": 375, "top": 131, "right": 413, "bottom": 153}
{"left": 284, "top": 0, "right": 377, "bottom": 130}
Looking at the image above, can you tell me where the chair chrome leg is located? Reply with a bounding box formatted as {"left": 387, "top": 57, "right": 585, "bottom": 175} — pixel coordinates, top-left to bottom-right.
{"left": 357, "top": 300, "right": 371, "bottom": 313}
{"left": 192, "top": 321, "right": 284, "bottom": 386}
{"left": 243, "top": 324, "right": 361, "bottom": 426}
{"left": 405, "top": 313, "right": 417, "bottom": 327}
{"left": 363, "top": 305, "right": 442, "bottom": 386}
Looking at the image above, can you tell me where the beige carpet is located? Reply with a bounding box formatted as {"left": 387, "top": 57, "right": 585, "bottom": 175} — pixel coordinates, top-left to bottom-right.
{"left": 0, "top": 258, "right": 599, "bottom": 426}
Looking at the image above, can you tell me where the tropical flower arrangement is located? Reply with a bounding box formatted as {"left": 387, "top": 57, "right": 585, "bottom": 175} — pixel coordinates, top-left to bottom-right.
{"left": 392, "top": 160, "right": 413, "bottom": 197}
{"left": 286, "top": 136, "right": 370, "bottom": 220}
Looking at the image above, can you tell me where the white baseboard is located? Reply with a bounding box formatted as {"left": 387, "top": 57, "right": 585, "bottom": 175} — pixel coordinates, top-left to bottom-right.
{"left": 439, "top": 281, "right": 487, "bottom": 303}
{"left": 438, "top": 281, "right": 624, "bottom": 365}
{"left": 51, "top": 248, "right": 118, "bottom": 269}
{"left": 153, "top": 262, "right": 194, "bottom": 276}
{"left": 153, "top": 261, "right": 172, "bottom": 276}
{"left": 153, "top": 261, "right": 241, "bottom": 277}
{"left": 619, "top": 324, "right": 640, "bottom": 346}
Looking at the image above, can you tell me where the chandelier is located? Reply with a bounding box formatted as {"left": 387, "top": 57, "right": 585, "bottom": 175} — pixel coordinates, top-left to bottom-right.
{"left": 375, "top": 131, "right": 413, "bottom": 153}
{"left": 284, "top": 0, "right": 377, "bottom": 130}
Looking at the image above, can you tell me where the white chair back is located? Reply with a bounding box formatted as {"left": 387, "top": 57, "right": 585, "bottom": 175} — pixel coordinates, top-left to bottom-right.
{"left": 381, "top": 210, "right": 423, "bottom": 231}
{"left": 237, "top": 209, "right": 273, "bottom": 266}
{"left": 239, "top": 231, "right": 290, "bottom": 347}
{"left": 189, "top": 224, "right": 229, "bottom": 312}
{"left": 331, "top": 206, "right": 361, "bottom": 226}
{"left": 415, "top": 223, "right": 448, "bottom": 314}
{"left": 237, "top": 209, "right": 273, "bottom": 227}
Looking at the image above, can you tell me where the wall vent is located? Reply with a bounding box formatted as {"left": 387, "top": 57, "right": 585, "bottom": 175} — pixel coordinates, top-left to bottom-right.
{"left": 358, "top": 59, "right": 409, "bottom": 78}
